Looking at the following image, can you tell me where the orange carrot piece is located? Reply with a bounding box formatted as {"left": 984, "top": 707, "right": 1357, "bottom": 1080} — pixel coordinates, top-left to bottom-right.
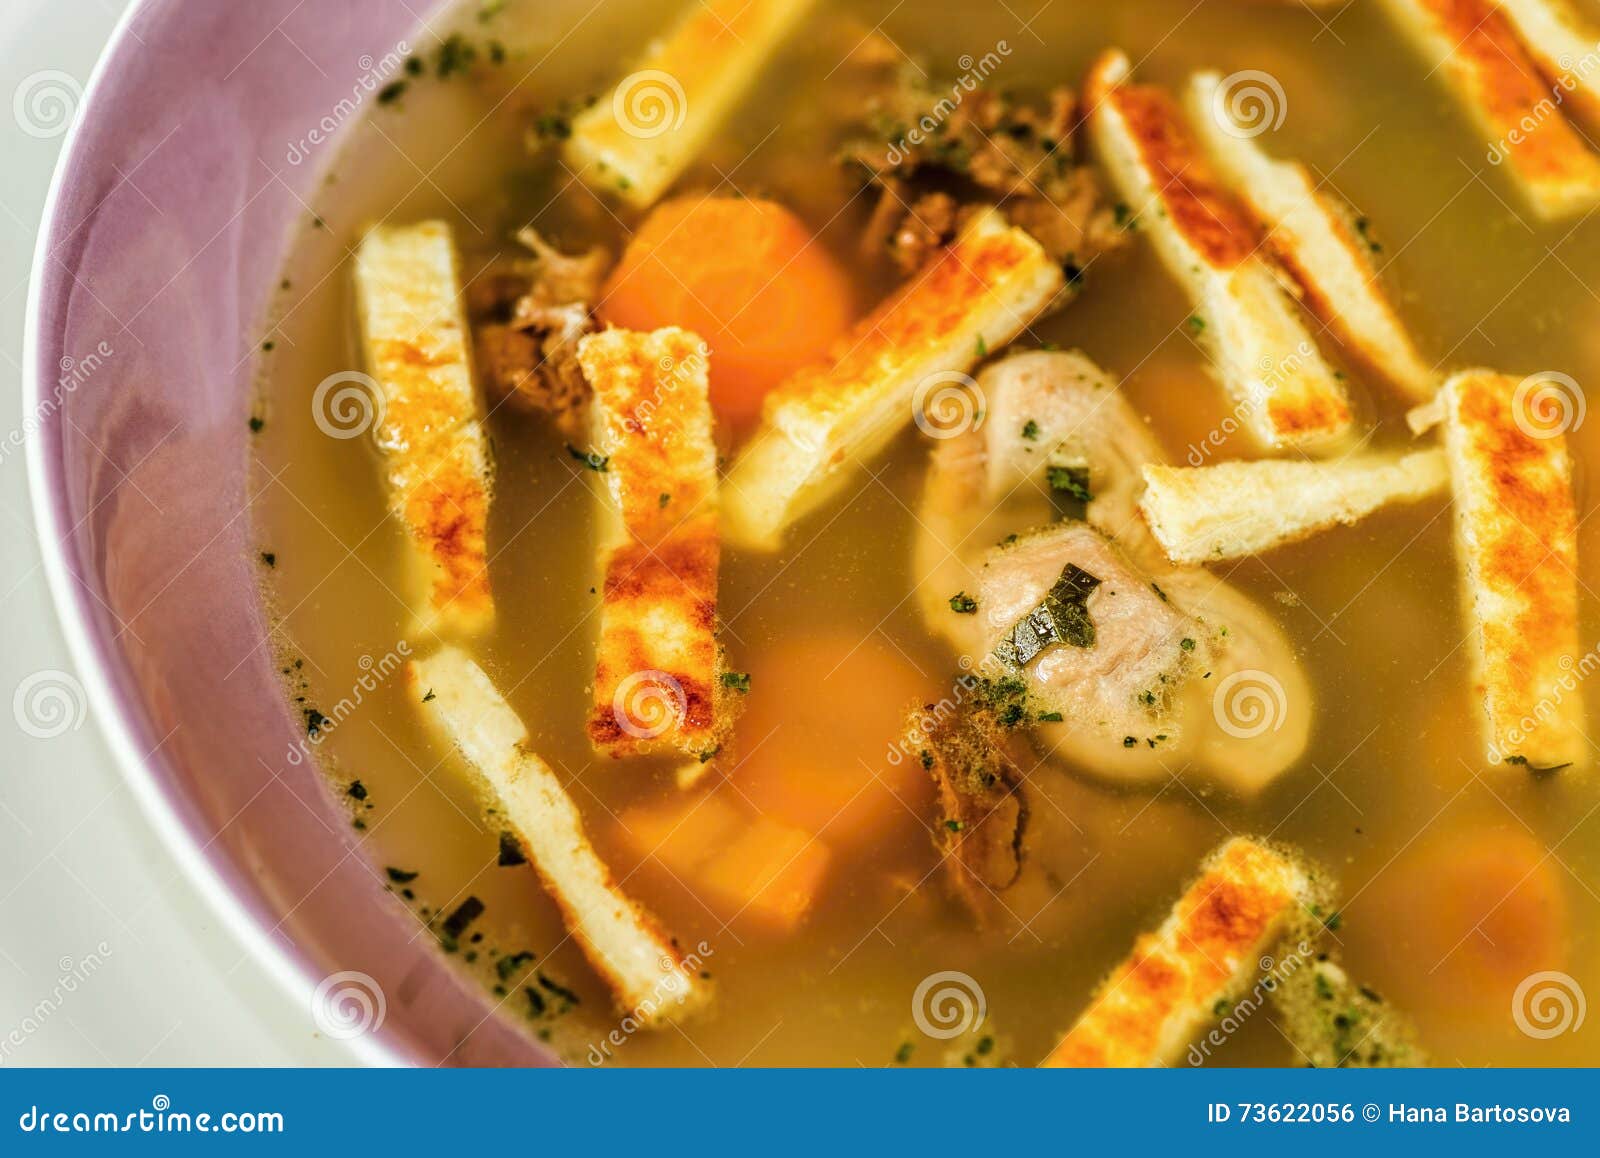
{"left": 619, "top": 792, "right": 832, "bottom": 931}
{"left": 698, "top": 815, "right": 832, "bottom": 931}
{"left": 621, "top": 791, "right": 745, "bottom": 876}
{"left": 1352, "top": 826, "right": 1568, "bottom": 1044}
{"left": 734, "top": 632, "right": 935, "bottom": 846}
{"left": 598, "top": 196, "right": 854, "bottom": 430}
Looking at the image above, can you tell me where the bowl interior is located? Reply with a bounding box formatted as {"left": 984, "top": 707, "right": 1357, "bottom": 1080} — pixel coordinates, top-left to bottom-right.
{"left": 29, "top": 0, "right": 550, "bottom": 1066}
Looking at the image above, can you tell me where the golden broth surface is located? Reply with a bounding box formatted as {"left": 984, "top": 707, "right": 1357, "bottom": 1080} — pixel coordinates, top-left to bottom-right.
{"left": 251, "top": 0, "right": 1600, "bottom": 1066}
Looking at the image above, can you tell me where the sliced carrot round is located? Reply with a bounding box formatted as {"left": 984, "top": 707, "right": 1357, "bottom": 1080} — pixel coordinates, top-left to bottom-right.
{"left": 598, "top": 196, "right": 854, "bottom": 430}
{"left": 1352, "top": 826, "right": 1568, "bottom": 1045}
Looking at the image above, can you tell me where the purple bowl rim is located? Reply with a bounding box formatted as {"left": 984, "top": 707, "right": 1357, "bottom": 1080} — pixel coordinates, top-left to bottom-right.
{"left": 22, "top": 0, "right": 426, "bottom": 1069}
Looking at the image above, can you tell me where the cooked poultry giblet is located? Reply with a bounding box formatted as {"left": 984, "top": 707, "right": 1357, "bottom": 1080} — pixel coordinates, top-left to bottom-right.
{"left": 914, "top": 349, "right": 1167, "bottom": 632}
{"left": 916, "top": 350, "right": 1312, "bottom": 796}
{"left": 468, "top": 227, "right": 610, "bottom": 442}
{"left": 974, "top": 524, "right": 1311, "bottom": 796}
{"left": 907, "top": 696, "right": 1031, "bottom": 919}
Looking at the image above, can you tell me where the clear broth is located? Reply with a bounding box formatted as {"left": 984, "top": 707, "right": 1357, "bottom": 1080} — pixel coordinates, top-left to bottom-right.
{"left": 252, "top": 0, "right": 1600, "bottom": 1065}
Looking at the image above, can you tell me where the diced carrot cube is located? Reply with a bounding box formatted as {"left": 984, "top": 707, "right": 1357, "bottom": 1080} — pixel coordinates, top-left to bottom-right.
{"left": 617, "top": 793, "right": 832, "bottom": 931}
{"left": 698, "top": 815, "right": 832, "bottom": 931}
{"left": 621, "top": 790, "right": 744, "bottom": 876}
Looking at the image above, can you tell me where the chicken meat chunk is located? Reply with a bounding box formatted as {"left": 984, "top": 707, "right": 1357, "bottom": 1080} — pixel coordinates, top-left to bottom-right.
{"left": 916, "top": 351, "right": 1311, "bottom": 795}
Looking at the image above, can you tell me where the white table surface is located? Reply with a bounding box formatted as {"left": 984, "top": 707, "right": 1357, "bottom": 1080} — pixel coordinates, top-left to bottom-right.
{"left": 0, "top": 0, "right": 346, "bottom": 1068}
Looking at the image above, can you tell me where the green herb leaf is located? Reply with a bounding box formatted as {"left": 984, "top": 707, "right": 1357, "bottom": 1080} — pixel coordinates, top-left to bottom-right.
{"left": 1046, "top": 464, "right": 1092, "bottom": 503}
{"left": 565, "top": 444, "right": 609, "bottom": 472}
{"left": 992, "top": 563, "right": 1101, "bottom": 668}
{"left": 498, "top": 831, "right": 528, "bottom": 867}
{"left": 441, "top": 896, "right": 485, "bottom": 940}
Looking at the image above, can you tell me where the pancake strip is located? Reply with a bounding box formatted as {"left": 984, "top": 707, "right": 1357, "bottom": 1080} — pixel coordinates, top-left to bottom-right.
{"left": 1378, "top": 0, "right": 1600, "bottom": 219}
{"left": 1496, "top": 0, "right": 1600, "bottom": 138}
{"left": 1139, "top": 449, "right": 1449, "bottom": 565}
{"left": 564, "top": 0, "right": 816, "bottom": 209}
{"left": 723, "top": 207, "right": 1063, "bottom": 551}
{"left": 411, "top": 646, "right": 712, "bottom": 1025}
{"left": 1186, "top": 70, "right": 1436, "bottom": 401}
{"left": 1431, "top": 369, "right": 1587, "bottom": 771}
{"left": 1043, "top": 837, "right": 1312, "bottom": 1067}
{"left": 578, "top": 327, "right": 731, "bottom": 762}
{"left": 354, "top": 221, "right": 493, "bottom": 639}
{"left": 1086, "top": 51, "right": 1354, "bottom": 451}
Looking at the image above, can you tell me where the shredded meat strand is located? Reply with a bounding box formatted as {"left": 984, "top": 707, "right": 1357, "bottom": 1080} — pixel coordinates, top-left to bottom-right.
{"left": 909, "top": 697, "right": 1030, "bottom": 919}
{"left": 840, "top": 64, "right": 1127, "bottom": 279}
